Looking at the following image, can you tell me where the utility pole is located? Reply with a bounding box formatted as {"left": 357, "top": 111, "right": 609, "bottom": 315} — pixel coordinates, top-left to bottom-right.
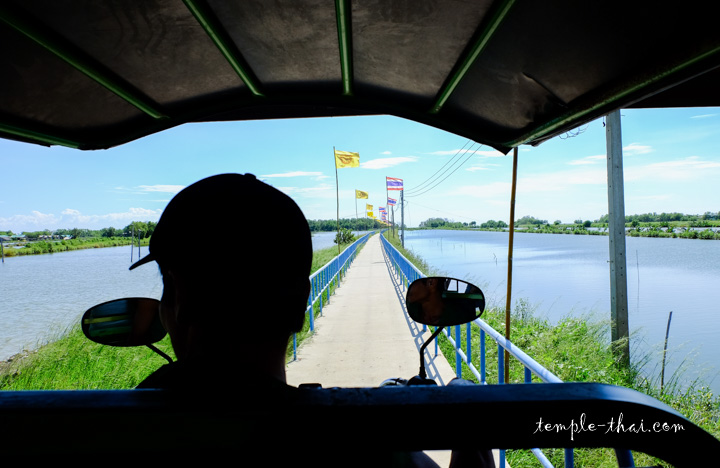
{"left": 401, "top": 191, "right": 405, "bottom": 248}
{"left": 606, "top": 109, "right": 630, "bottom": 365}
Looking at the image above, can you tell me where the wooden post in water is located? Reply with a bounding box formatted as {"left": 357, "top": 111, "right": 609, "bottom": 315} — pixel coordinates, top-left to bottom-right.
{"left": 1, "top": 238, "right": 4, "bottom": 263}
{"left": 504, "top": 147, "right": 518, "bottom": 383}
{"left": 606, "top": 109, "right": 630, "bottom": 365}
{"left": 661, "top": 310, "right": 673, "bottom": 392}
{"left": 130, "top": 227, "right": 134, "bottom": 262}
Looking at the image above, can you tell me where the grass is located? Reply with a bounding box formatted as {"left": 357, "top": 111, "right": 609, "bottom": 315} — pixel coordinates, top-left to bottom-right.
{"left": 0, "top": 237, "right": 367, "bottom": 390}
{"left": 2, "top": 236, "right": 148, "bottom": 257}
{"left": 0, "top": 325, "right": 174, "bottom": 390}
{"left": 436, "top": 304, "right": 720, "bottom": 466}
{"left": 382, "top": 229, "right": 719, "bottom": 466}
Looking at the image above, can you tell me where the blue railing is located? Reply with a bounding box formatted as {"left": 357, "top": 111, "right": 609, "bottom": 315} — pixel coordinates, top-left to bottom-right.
{"left": 380, "top": 233, "right": 635, "bottom": 468}
{"left": 291, "top": 232, "right": 372, "bottom": 360}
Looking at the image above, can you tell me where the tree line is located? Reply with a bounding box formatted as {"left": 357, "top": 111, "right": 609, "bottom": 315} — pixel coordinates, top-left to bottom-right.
{"left": 417, "top": 211, "right": 719, "bottom": 231}
{"left": 308, "top": 218, "right": 386, "bottom": 232}
{"left": 2, "top": 221, "right": 157, "bottom": 240}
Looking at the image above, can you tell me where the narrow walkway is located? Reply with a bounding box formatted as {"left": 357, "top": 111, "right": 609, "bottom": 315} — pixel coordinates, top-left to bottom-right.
{"left": 286, "top": 234, "right": 455, "bottom": 388}
{"left": 286, "top": 234, "right": 508, "bottom": 468}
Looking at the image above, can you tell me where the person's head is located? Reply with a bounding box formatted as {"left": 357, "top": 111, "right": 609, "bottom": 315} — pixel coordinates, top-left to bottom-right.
{"left": 130, "top": 173, "right": 312, "bottom": 359}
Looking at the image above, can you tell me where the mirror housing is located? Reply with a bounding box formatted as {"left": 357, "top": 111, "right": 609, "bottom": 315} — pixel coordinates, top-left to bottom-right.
{"left": 81, "top": 298, "right": 166, "bottom": 347}
{"left": 406, "top": 277, "right": 485, "bottom": 326}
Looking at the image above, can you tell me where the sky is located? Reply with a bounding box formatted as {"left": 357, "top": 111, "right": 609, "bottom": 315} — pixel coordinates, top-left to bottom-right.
{"left": 1, "top": 107, "right": 719, "bottom": 233}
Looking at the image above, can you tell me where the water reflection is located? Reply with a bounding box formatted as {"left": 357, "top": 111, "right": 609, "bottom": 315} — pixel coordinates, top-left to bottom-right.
{"left": 404, "top": 229, "right": 720, "bottom": 393}
{"left": 0, "top": 246, "right": 162, "bottom": 360}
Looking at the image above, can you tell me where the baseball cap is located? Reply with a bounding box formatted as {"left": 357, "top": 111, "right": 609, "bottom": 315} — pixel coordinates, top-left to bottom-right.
{"left": 129, "top": 173, "right": 311, "bottom": 273}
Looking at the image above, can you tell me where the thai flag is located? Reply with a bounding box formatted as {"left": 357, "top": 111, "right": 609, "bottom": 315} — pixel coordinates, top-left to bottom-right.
{"left": 386, "top": 177, "right": 403, "bottom": 191}
{"left": 387, "top": 198, "right": 396, "bottom": 206}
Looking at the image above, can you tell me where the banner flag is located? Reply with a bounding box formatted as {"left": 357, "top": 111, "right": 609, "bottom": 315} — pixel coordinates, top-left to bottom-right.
{"left": 356, "top": 189, "right": 369, "bottom": 199}
{"left": 366, "top": 204, "right": 373, "bottom": 211}
{"left": 387, "top": 197, "right": 396, "bottom": 206}
{"left": 367, "top": 211, "right": 376, "bottom": 219}
{"left": 386, "top": 176, "right": 403, "bottom": 191}
{"left": 335, "top": 150, "right": 360, "bottom": 168}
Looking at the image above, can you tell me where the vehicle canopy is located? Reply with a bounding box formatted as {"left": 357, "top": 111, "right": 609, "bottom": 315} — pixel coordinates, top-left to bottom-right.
{"left": 1, "top": 1, "right": 719, "bottom": 464}
{"left": 1, "top": 0, "right": 718, "bottom": 153}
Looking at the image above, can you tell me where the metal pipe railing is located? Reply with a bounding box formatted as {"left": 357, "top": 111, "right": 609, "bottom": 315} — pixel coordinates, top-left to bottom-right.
{"left": 380, "top": 233, "right": 635, "bottom": 468}
{"left": 291, "top": 231, "right": 372, "bottom": 360}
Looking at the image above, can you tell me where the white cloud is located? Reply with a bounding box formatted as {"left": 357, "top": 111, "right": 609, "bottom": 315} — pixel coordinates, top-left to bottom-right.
{"left": 276, "top": 184, "right": 336, "bottom": 199}
{"left": 381, "top": 151, "right": 392, "bottom": 155}
{"left": 59, "top": 207, "right": 162, "bottom": 227}
{"left": 450, "top": 181, "right": 513, "bottom": 198}
{"left": 0, "top": 211, "right": 60, "bottom": 231}
{"left": 261, "top": 171, "right": 324, "bottom": 178}
{"left": 361, "top": 156, "right": 417, "bottom": 169}
{"left": 623, "top": 143, "right": 653, "bottom": 155}
{"left": 136, "top": 184, "right": 185, "bottom": 194}
{"left": 691, "top": 113, "right": 717, "bottom": 119}
{"left": 1, "top": 207, "right": 163, "bottom": 232}
{"left": 428, "top": 149, "right": 504, "bottom": 158}
{"left": 626, "top": 156, "right": 720, "bottom": 182}
{"left": 568, "top": 155, "right": 605, "bottom": 165}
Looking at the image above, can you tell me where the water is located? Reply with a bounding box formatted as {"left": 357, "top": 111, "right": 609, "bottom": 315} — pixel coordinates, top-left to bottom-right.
{"left": 0, "top": 246, "right": 163, "bottom": 360}
{"left": 403, "top": 229, "right": 720, "bottom": 393}
{"left": 3, "top": 232, "right": 718, "bottom": 394}
{"left": 311, "top": 231, "right": 371, "bottom": 251}
{"left": 0, "top": 231, "right": 364, "bottom": 361}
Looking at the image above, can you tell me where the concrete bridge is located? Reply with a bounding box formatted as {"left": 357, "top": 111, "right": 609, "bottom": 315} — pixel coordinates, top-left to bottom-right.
{"left": 285, "top": 233, "right": 505, "bottom": 467}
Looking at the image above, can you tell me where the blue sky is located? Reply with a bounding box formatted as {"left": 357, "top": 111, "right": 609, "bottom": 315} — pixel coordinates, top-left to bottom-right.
{"left": 1, "top": 107, "right": 719, "bottom": 232}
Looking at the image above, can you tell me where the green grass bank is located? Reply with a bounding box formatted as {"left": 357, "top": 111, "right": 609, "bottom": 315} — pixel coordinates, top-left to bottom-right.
{"left": 0, "top": 238, "right": 363, "bottom": 390}
{"left": 383, "top": 230, "right": 720, "bottom": 467}
{"left": 1, "top": 236, "right": 148, "bottom": 258}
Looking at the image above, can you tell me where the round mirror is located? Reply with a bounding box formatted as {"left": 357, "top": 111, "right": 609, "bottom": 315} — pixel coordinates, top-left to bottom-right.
{"left": 81, "top": 298, "right": 165, "bottom": 347}
{"left": 406, "top": 277, "right": 485, "bottom": 326}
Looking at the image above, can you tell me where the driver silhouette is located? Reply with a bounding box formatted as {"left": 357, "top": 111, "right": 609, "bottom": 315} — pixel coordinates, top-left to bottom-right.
{"left": 129, "top": 173, "right": 494, "bottom": 467}
{"left": 130, "top": 173, "right": 311, "bottom": 390}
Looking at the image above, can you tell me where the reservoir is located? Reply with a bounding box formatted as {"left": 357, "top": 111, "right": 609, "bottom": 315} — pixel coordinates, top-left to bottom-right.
{"left": 402, "top": 229, "right": 720, "bottom": 394}
{"left": 0, "top": 231, "right": 354, "bottom": 362}
{"left": 2, "top": 230, "right": 718, "bottom": 395}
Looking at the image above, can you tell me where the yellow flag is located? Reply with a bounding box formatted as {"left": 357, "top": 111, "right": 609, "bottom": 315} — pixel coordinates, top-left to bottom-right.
{"left": 366, "top": 204, "right": 373, "bottom": 211}
{"left": 367, "top": 211, "right": 376, "bottom": 219}
{"left": 334, "top": 150, "right": 360, "bottom": 168}
{"left": 355, "top": 189, "right": 369, "bottom": 199}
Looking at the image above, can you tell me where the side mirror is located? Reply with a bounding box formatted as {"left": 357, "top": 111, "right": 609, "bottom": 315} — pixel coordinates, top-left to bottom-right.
{"left": 406, "top": 277, "right": 485, "bottom": 326}
{"left": 81, "top": 298, "right": 166, "bottom": 347}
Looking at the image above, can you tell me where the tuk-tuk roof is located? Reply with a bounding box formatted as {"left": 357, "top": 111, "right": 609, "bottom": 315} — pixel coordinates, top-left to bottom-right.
{"left": 1, "top": 1, "right": 719, "bottom": 153}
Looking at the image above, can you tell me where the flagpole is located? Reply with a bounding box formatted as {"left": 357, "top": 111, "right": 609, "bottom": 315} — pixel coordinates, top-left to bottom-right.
{"left": 334, "top": 147, "right": 341, "bottom": 256}
{"left": 386, "top": 176, "right": 389, "bottom": 235}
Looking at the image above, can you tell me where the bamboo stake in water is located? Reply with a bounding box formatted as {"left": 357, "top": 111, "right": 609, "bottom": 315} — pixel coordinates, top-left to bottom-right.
{"left": 504, "top": 147, "right": 519, "bottom": 383}
{"left": 661, "top": 310, "right": 673, "bottom": 392}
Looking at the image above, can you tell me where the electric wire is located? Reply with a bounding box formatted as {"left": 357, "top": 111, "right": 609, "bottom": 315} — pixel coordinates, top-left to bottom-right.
{"left": 405, "top": 144, "right": 484, "bottom": 198}
{"left": 403, "top": 139, "right": 475, "bottom": 195}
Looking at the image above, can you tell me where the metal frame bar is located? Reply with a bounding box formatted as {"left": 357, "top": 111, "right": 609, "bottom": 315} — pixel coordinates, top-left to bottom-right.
{"left": 335, "top": 0, "right": 353, "bottom": 96}
{"left": 430, "top": 0, "right": 517, "bottom": 114}
{"left": 0, "top": 122, "right": 81, "bottom": 149}
{"left": 505, "top": 44, "right": 720, "bottom": 148}
{"left": 0, "top": 3, "right": 167, "bottom": 120}
{"left": 183, "top": 0, "right": 264, "bottom": 97}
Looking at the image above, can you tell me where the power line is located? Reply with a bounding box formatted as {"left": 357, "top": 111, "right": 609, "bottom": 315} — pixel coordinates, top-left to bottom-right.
{"left": 405, "top": 144, "right": 483, "bottom": 198}
{"left": 404, "top": 140, "right": 474, "bottom": 195}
